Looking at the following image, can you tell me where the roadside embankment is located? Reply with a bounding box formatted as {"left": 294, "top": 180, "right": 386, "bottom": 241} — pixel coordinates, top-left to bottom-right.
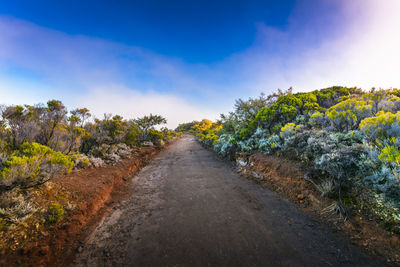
{"left": 0, "top": 145, "right": 164, "bottom": 267}
{"left": 237, "top": 153, "right": 400, "bottom": 265}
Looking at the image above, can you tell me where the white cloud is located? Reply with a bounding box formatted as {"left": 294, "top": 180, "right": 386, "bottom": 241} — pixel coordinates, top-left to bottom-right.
{"left": 232, "top": 0, "right": 400, "bottom": 93}
{"left": 78, "top": 85, "right": 220, "bottom": 129}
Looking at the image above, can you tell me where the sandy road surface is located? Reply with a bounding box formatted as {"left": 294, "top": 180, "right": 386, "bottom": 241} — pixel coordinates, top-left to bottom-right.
{"left": 74, "top": 135, "right": 383, "bottom": 267}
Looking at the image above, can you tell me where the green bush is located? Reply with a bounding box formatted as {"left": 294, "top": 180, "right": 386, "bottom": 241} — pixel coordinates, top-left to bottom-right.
{"left": 0, "top": 142, "right": 73, "bottom": 188}
{"left": 47, "top": 202, "right": 64, "bottom": 224}
{"left": 69, "top": 152, "right": 90, "bottom": 168}
{"left": 195, "top": 86, "right": 400, "bottom": 232}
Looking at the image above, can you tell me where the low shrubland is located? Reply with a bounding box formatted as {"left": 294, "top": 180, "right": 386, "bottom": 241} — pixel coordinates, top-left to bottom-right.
{"left": 0, "top": 100, "right": 178, "bottom": 231}
{"left": 179, "top": 87, "right": 400, "bottom": 233}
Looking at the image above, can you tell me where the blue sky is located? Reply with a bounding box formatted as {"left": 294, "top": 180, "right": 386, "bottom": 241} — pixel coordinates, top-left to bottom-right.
{"left": 1, "top": 0, "right": 400, "bottom": 127}
{"left": 1, "top": 0, "right": 295, "bottom": 62}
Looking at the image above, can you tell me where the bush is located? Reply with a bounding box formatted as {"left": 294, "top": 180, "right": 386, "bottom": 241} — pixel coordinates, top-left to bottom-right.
{"left": 46, "top": 202, "right": 64, "bottom": 224}
{"left": 214, "top": 134, "right": 239, "bottom": 160}
{"left": 148, "top": 129, "right": 164, "bottom": 146}
{"left": 280, "top": 123, "right": 298, "bottom": 138}
{"left": 192, "top": 119, "right": 222, "bottom": 147}
{"left": 69, "top": 152, "right": 90, "bottom": 169}
{"left": 195, "top": 86, "right": 400, "bottom": 231}
{"left": 326, "top": 98, "right": 374, "bottom": 131}
{"left": 360, "top": 111, "right": 400, "bottom": 141}
{"left": 0, "top": 189, "right": 37, "bottom": 227}
{"left": 0, "top": 142, "right": 73, "bottom": 189}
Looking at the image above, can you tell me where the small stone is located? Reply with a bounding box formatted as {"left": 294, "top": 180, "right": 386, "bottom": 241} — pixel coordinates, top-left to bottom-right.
{"left": 142, "top": 141, "right": 154, "bottom": 147}
{"left": 251, "top": 171, "right": 263, "bottom": 180}
{"left": 236, "top": 160, "right": 247, "bottom": 167}
{"left": 297, "top": 194, "right": 305, "bottom": 200}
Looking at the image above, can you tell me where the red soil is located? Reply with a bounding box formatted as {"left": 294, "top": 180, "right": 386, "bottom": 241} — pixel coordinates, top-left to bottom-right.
{"left": 0, "top": 147, "right": 161, "bottom": 267}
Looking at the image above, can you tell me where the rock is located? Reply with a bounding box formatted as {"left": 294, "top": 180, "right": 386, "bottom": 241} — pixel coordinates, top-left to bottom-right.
{"left": 251, "top": 171, "right": 263, "bottom": 180}
{"left": 297, "top": 194, "right": 305, "bottom": 200}
{"left": 236, "top": 160, "right": 247, "bottom": 167}
{"left": 142, "top": 141, "right": 154, "bottom": 147}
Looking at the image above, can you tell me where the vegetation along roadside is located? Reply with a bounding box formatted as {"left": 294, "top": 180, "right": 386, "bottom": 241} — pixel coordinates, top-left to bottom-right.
{"left": 177, "top": 86, "right": 400, "bottom": 265}
{"left": 0, "top": 100, "right": 181, "bottom": 266}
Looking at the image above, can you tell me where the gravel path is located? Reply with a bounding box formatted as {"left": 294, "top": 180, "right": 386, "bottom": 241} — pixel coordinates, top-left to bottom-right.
{"left": 74, "top": 135, "right": 383, "bottom": 267}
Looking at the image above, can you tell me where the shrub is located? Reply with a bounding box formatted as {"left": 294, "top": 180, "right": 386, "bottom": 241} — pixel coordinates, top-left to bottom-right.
{"left": 69, "top": 152, "right": 90, "bottom": 168}
{"left": 310, "top": 111, "right": 326, "bottom": 126}
{"left": 123, "top": 123, "right": 141, "bottom": 147}
{"left": 192, "top": 119, "right": 222, "bottom": 147}
{"left": 148, "top": 129, "right": 164, "bottom": 146}
{"left": 280, "top": 123, "right": 297, "bottom": 138}
{"left": 134, "top": 114, "right": 167, "bottom": 141}
{"left": 46, "top": 202, "right": 64, "bottom": 224}
{"left": 326, "top": 98, "right": 374, "bottom": 131}
{"left": 0, "top": 189, "right": 37, "bottom": 227}
{"left": 88, "top": 156, "right": 104, "bottom": 168}
{"left": 379, "top": 140, "right": 400, "bottom": 165}
{"left": 0, "top": 142, "right": 73, "bottom": 188}
{"left": 214, "top": 134, "right": 239, "bottom": 160}
{"left": 175, "top": 87, "right": 400, "bottom": 230}
{"left": 360, "top": 111, "right": 400, "bottom": 140}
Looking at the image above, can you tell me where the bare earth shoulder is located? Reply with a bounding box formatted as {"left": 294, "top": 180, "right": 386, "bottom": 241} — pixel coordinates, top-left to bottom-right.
{"left": 74, "top": 135, "right": 384, "bottom": 267}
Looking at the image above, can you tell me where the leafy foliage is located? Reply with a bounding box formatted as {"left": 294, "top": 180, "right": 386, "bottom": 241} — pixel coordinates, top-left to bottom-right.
{"left": 0, "top": 142, "right": 73, "bottom": 189}
{"left": 191, "top": 119, "right": 222, "bottom": 147}
{"left": 0, "top": 100, "right": 175, "bottom": 190}
{"left": 46, "top": 202, "right": 64, "bottom": 224}
{"left": 194, "top": 86, "right": 400, "bottom": 232}
{"left": 134, "top": 114, "right": 167, "bottom": 141}
{"left": 0, "top": 100, "right": 176, "bottom": 231}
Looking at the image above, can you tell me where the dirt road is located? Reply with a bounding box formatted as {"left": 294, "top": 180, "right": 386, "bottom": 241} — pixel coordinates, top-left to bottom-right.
{"left": 74, "top": 135, "right": 383, "bottom": 267}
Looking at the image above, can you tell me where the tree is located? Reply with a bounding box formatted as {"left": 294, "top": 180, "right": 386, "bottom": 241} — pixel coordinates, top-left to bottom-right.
{"left": 175, "top": 121, "right": 198, "bottom": 133}
{"left": 134, "top": 114, "right": 167, "bottom": 141}
{"left": 37, "top": 100, "right": 67, "bottom": 147}
{"left": 70, "top": 108, "right": 91, "bottom": 127}
{"left": 124, "top": 121, "right": 142, "bottom": 147}
{"left": 96, "top": 114, "right": 128, "bottom": 144}
{"left": 0, "top": 105, "right": 38, "bottom": 148}
{"left": 232, "top": 93, "right": 267, "bottom": 124}
{"left": 64, "top": 113, "right": 87, "bottom": 154}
